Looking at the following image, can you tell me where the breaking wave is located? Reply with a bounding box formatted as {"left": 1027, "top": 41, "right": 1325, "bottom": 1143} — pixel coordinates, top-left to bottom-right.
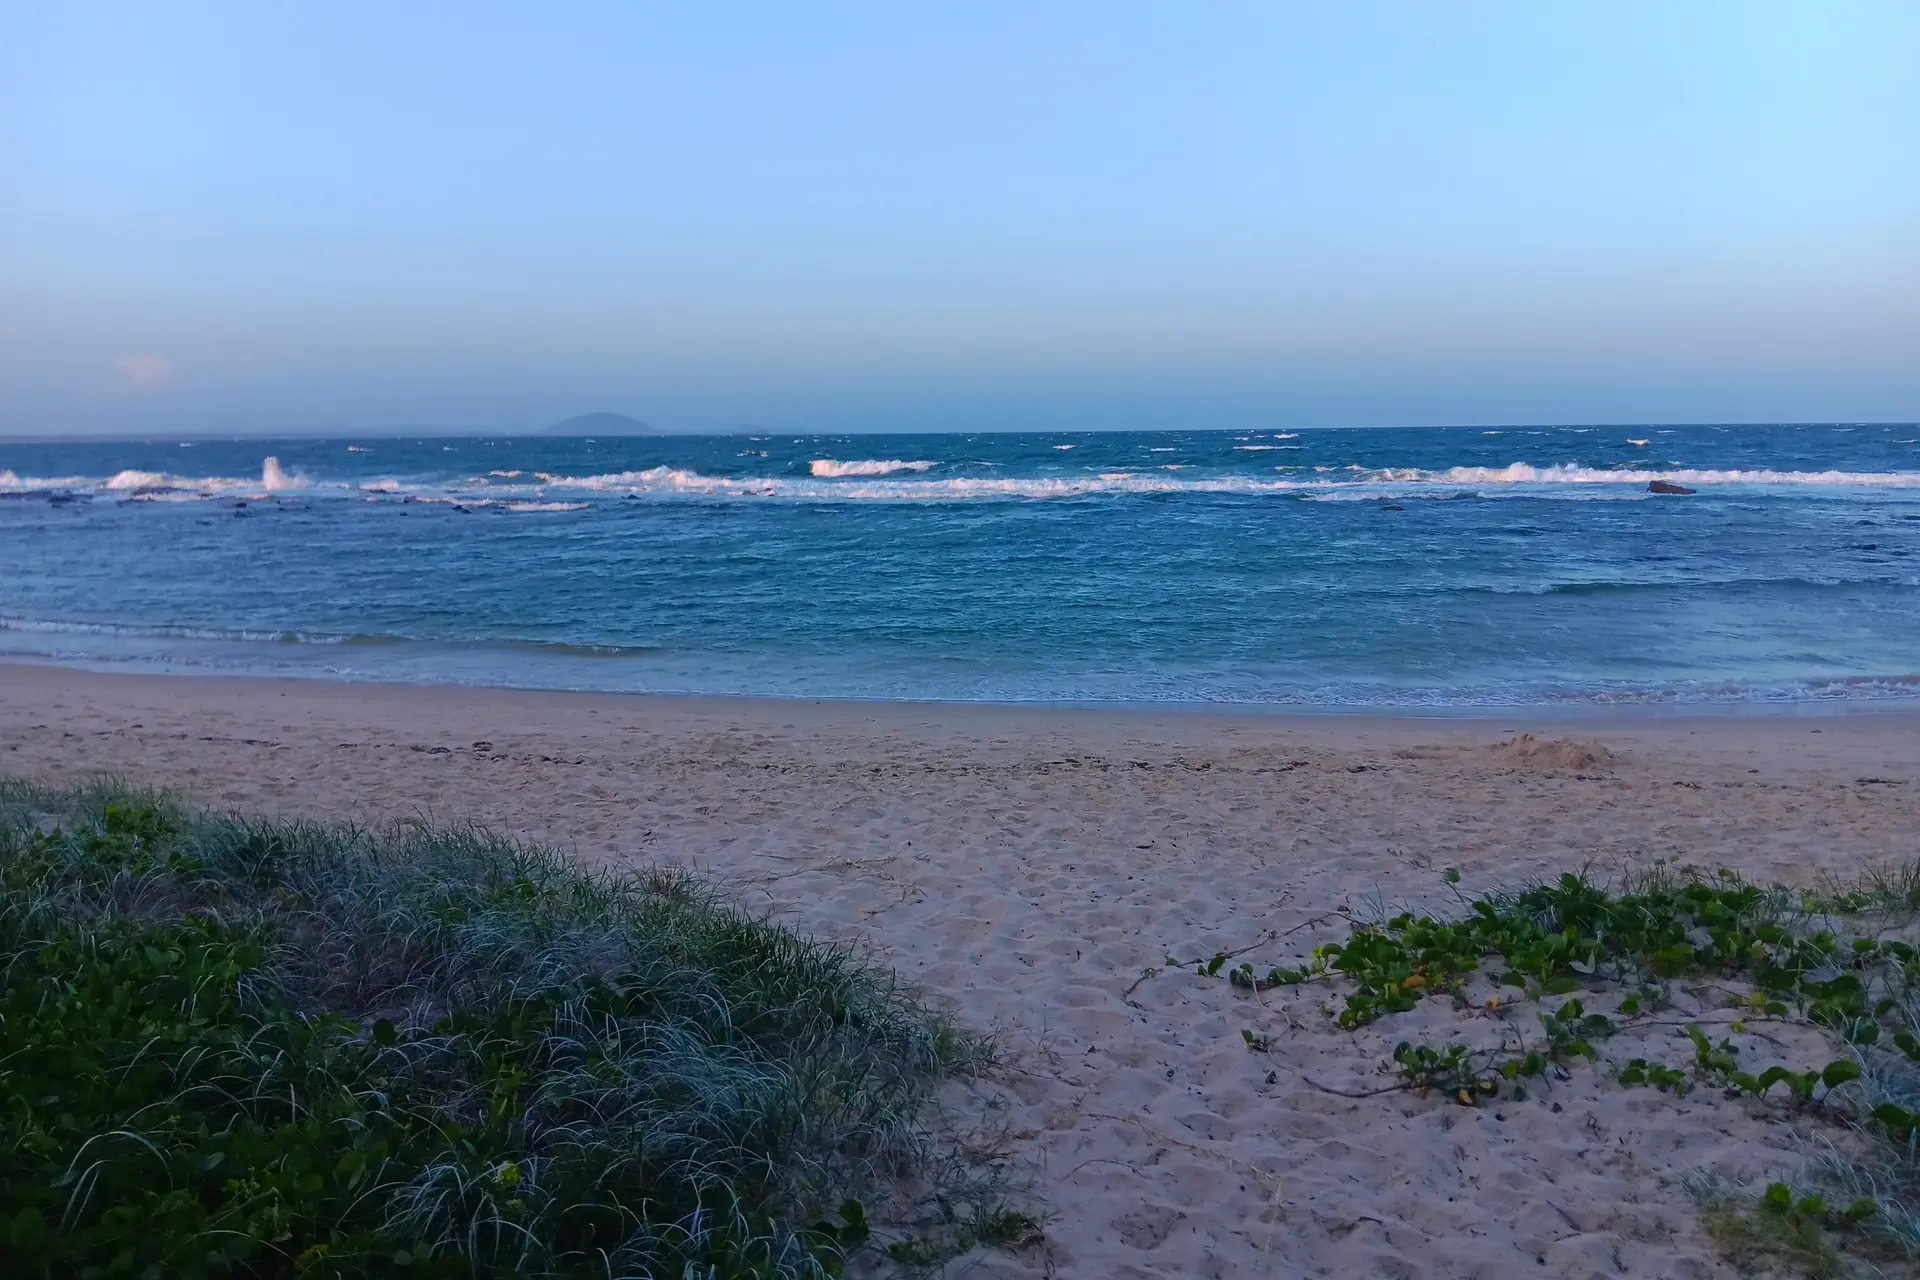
{"left": 6, "top": 456, "right": 1920, "bottom": 508}
{"left": 1366, "top": 463, "right": 1920, "bottom": 488}
{"left": 505, "top": 462, "right": 1920, "bottom": 503}
{"left": 261, "top": 456, "right": 305, "bottom": 489}
{"left": 808, "top": 458, "right": 937, "bottom": 477}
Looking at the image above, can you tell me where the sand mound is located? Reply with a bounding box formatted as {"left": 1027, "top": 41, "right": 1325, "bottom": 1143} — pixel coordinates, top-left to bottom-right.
{"left": 1489, "top": 732, "right": 1615, "bottom": 771}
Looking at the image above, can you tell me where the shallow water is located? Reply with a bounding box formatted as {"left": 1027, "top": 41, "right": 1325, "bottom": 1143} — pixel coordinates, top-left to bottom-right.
{"left": 3, "top": 424, "right": 1918, "bottom": 706}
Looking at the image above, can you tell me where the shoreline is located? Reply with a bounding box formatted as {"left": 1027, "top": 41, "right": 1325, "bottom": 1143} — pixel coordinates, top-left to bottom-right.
{"left": 6, "top": 656, "right": 1920, "bottom": 726}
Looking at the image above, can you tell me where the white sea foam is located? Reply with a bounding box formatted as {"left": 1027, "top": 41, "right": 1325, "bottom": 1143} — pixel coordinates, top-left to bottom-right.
{"left": 538, "top": 466, "right": 1320, "bottom": 500}
{"left": 261, "top": 456, "right": 305, "bottom": 490}
{"left": 808, "top": 458, "right": 937, "bottom": 477}
{"left": 504, "top": 501, "right": 590, "bottom": 512}
{"left": 0, "top": 469, "right": 93, "bottom": 492}
{"left": 0, "top": 616, "right": 349, "bottom": 644}
{"left": 13, "top": 456, "right": 1920, "bottom": 510}
{"left": 106, "top": 469, "right": 170, "bottom": 490}
{"left": 1371, "top": 463, "right": 1920, "bottom": 488}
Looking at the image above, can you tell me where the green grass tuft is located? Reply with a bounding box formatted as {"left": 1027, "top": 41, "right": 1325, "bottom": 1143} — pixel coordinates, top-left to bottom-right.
{"left": 0, "top": 777, "right": 1005, "bottom": 1277}
{"left": 1697, "top": 1184, "right": 1845, "bottom": 1280}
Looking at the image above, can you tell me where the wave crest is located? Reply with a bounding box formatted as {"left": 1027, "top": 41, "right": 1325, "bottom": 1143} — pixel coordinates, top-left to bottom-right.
{"left": 808, "top": 458, "right": 937, "bottom": 477}
{"left": 9, "top": 456, "right": 1920, "bottom": 508}
{"left": 1376, "top": 462, "right": 1920, "bottom": 488}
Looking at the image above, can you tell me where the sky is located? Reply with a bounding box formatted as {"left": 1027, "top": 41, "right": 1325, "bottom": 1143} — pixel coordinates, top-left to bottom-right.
{"left": 2, "top": 2, "right": 1917, "bottom": 435}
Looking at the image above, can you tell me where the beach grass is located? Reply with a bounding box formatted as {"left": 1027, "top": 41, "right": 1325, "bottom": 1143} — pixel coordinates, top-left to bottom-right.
{"left": 0, "top": 777, "right": 1004, "bottom": 1278}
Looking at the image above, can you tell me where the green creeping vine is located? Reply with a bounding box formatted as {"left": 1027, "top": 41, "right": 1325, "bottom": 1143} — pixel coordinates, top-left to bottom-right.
{"left": 1866, "top": 1029, "right": 1920, "bottom": 1142}
{"left": 1759, "top": 1181, "right": 1878, "bottom": 1230}
{"left": 1615, "top": 1024, "right": 1859, "bottom": 1101}
{"left": 1386, "top": 999, "right": 1605, "bottom": 1104}
{"left": 1216, "top": 868, "right": 1920, "bottom": 1139}
{"left": 1251, "top": 871, "right": 1914, "bottom": 1034}
{"left": 1197, "top": 862, "right": 1920, "bottom": 1266}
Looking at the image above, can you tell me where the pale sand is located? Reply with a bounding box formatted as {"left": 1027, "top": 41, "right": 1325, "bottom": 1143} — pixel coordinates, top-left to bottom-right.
{"left": 6, "top": 664, "right": 1920, "bottom": 1279}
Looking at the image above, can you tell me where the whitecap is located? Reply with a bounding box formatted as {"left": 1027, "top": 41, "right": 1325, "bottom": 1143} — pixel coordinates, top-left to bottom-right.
{"left": 1366, "top": 462, "right": 1920, "bottom": 488}
{"left": 281, "top": 458, "right": 1920, "bottom": 508}
{"left": 808, "top": 459, "right": 937, "bottom": 477}
{"left": 106, "top": 469, "right": 169, "bottom": 490}
{"left": 261, "top": 457, "right": 306, "bottom": 490}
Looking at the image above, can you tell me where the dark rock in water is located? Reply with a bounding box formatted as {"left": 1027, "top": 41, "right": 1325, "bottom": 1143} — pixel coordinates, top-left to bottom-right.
{"left": 1380, "top": 503, "right": 1405, "bottom": 511}
{"left": 1648, "top": 480, "right": 1696, "bottom": 495}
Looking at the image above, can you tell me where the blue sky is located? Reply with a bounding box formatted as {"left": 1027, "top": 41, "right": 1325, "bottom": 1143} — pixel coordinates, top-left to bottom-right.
{"left": 3, "top": 2, "right": 1916, "bottom": 434}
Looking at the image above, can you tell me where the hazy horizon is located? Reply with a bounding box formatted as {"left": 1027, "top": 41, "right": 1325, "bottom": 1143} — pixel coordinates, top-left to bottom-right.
{"left": 9, "top": 418, "right": 1920, "bottom": 445}
{"left": 5, "top": 3, "right": 1917, "bottom": 437}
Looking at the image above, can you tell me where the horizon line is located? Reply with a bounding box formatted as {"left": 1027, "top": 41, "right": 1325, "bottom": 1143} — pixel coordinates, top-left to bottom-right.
{"left": 4, "top": 420, "right": 1918, "bottom": 445}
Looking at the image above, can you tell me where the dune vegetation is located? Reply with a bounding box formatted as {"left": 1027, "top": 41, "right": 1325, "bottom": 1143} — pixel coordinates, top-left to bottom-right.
{"left": 0, "top": 778, "right": 1023, "bottom": 1278}
{"left": 1186, "top": 859, "right": 1920, "bottom": 1276}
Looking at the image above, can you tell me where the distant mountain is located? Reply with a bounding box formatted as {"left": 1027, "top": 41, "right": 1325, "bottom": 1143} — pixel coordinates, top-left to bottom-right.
{"left": 542, "top": 412, "right": 660, "bottom": 436}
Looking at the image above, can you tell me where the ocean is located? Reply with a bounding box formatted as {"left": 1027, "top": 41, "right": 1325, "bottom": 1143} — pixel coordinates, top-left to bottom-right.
{"left": 3, "top": 424, "right": 1917, "bottom": 708}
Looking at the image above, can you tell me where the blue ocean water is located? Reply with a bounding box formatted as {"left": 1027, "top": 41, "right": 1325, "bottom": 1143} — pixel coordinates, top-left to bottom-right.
{"left": 2, "top": 425, "right": 1918, "bottom": 707}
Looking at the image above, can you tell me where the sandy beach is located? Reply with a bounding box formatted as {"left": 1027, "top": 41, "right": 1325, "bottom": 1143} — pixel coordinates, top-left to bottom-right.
{"left": 5, "top": 663, "right": 1919, "bottom": 1279}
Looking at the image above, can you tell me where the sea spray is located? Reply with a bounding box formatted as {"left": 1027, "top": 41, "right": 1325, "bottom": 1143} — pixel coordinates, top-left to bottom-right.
{"left": 261, "top": 456, "right": 305, "bottom": 490}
